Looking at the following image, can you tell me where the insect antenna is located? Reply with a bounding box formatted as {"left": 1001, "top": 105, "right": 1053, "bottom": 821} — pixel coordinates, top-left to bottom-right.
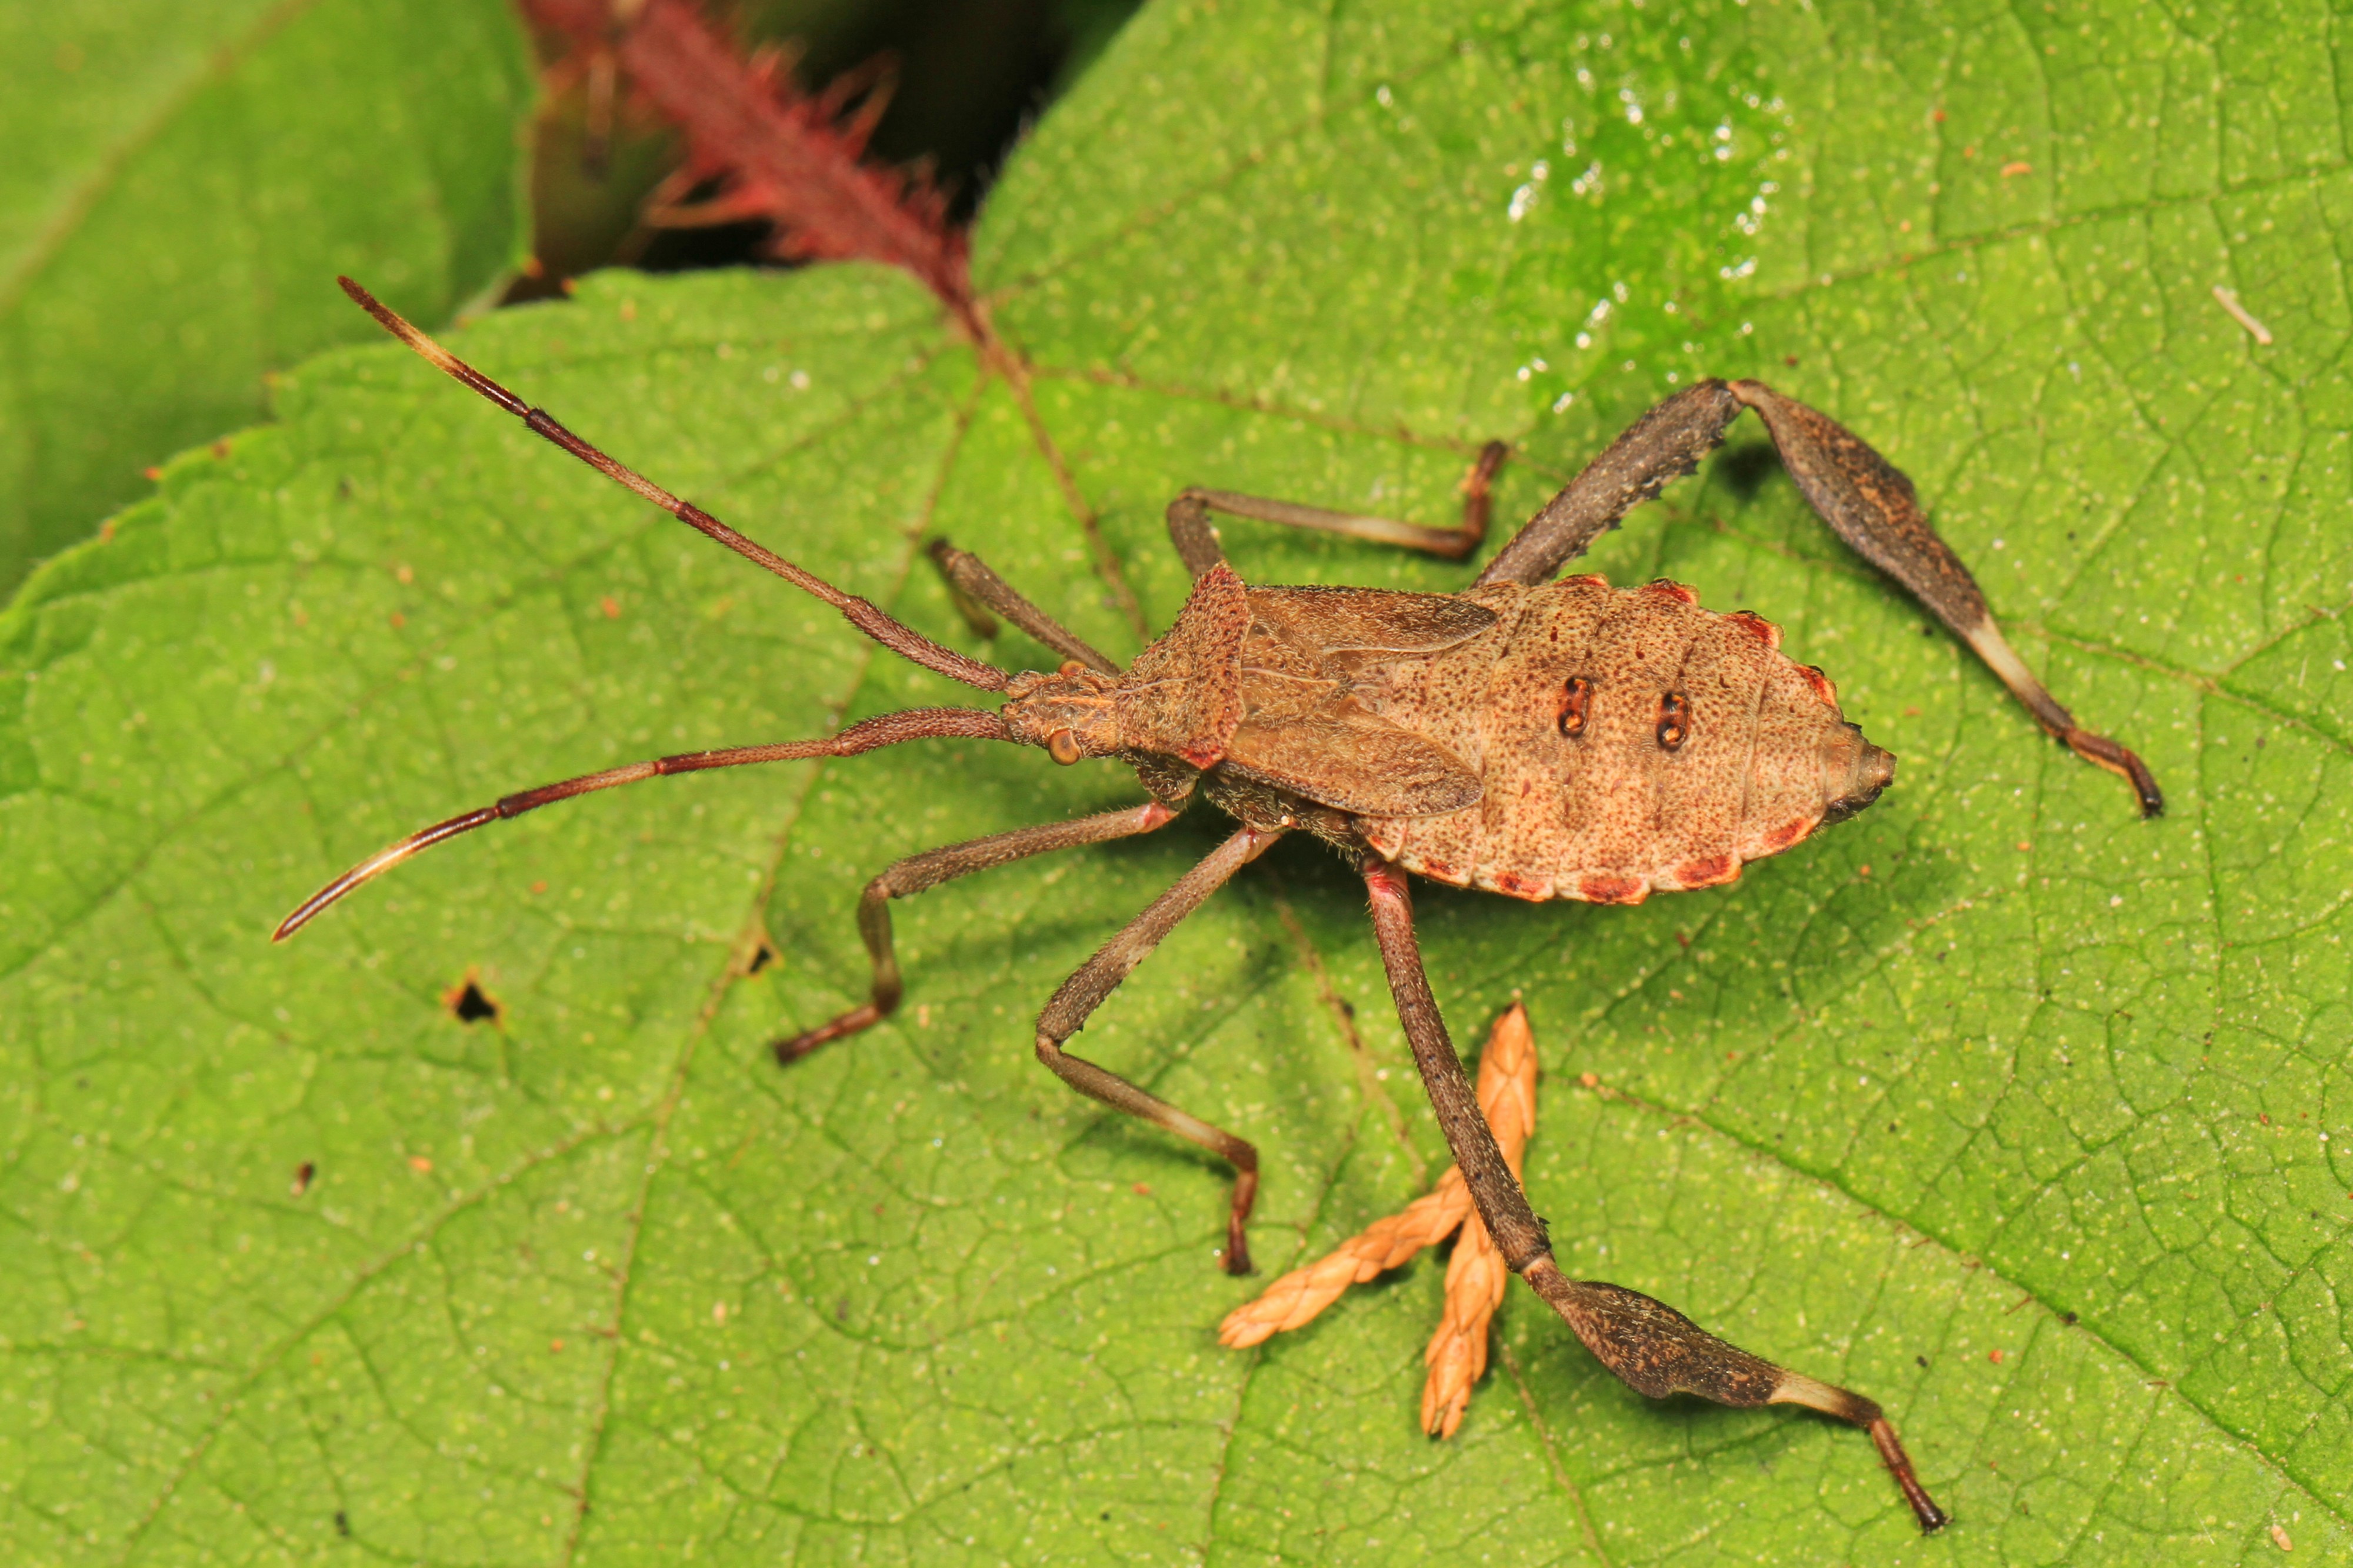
{"left": 335, "top": 276, "right": 1009, "bottom": 693}
{"left": 274, "top": 706, "right": 1014, "bottom": 940}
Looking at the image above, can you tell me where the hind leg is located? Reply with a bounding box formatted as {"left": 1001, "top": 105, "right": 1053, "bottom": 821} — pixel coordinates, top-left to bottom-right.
{"left": 1475, "top": 378, "right": 2159, "bottom": 816}
{"left": 1724, "top": 381, "right": 2161, "bottom": 815}
{"left": 1359, "top": 858, "right": 1948, "bottom": 1532}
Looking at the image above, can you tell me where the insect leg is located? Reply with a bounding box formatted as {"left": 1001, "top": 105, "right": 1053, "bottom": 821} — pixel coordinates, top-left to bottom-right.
{"left": 1360, "top": 858, "right": 1948, "bottom": 1533}
{"left": 1475, "top": 381, "right": 1745, "bottom": 588}
{"left": 1727, "top": 380, "right": 2161, "bottom": 816}
{"left": 1164, "top": 442, "right": 1510, "bottom": 576}
{"left": 1164, "top": 494, "right": 1227, "bottom": 578}
{"left": 1034, "top": 823, "right": 1285, "bottom": 1274}
{"left": 775, "top": 799, "right": 1182, "bottom": 1061}
{"left": 925, "top": 539, "right": 1120, "bottom": 674}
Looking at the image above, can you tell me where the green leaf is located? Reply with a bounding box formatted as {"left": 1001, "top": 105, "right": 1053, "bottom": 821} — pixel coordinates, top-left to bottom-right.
{"left": 5, "top": 0, "right": 2345, "bottom": 1561}
{"left": 0, "top": 0, "right": 536, "bottom": 595}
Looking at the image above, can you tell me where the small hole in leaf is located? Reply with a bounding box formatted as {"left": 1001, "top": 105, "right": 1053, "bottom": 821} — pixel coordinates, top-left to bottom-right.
{"left": 445, "top": 975, "right": 502, "bottom": 1025}
{"left": 746, "top": 938, "right": 779, "bottom": 975}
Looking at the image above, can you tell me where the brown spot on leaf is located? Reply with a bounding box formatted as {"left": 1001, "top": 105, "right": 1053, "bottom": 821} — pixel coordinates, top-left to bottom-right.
{"left": 444, "top": 973, "right": 503, "bottom": 1025}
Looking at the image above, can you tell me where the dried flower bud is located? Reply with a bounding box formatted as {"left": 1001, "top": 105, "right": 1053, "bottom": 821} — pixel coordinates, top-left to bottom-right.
{"left": 1222, "top": 999, "right": 1541, "bottom": 1447}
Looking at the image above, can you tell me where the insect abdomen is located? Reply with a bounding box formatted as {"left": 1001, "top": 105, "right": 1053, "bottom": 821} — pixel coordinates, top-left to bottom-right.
{"left": 1356, "top": 578, "right": 1891, "bottom": 902}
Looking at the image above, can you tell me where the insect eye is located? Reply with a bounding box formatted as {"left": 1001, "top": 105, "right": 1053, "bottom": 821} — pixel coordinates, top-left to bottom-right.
{"left": 1046, "top": 729, "right": 1084, "bottom": 766}
{"left": 1558, "top": 676, "right": 1591, "bottom": 738}
{"left": 1657, "top": 693, "right": 1691, "bottom": 751}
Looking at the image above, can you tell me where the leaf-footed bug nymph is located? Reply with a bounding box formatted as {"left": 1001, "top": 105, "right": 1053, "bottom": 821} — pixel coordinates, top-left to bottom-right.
{"left": 281, "top": 277, "right": 2164, "bottom": 1532}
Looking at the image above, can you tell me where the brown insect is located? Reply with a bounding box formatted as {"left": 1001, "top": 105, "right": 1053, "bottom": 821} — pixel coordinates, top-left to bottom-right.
{"left": 280, "top": 278, "right": 2165, "bottom": 1533}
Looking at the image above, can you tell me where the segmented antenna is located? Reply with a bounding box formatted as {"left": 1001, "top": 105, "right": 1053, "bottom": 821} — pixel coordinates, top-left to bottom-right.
{"left": 335, "top": 276, "right": 1009, "bottom": 693}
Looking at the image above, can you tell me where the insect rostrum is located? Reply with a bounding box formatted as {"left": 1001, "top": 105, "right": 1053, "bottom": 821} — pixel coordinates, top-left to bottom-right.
{"left": 280, "top": 276, "right": 2165, "bottom": 1535}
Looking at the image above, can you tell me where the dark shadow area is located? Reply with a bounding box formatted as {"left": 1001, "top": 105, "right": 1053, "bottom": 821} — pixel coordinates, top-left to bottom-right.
{"left": 1713, "top": 439, "right": 1784, "bottom": 504}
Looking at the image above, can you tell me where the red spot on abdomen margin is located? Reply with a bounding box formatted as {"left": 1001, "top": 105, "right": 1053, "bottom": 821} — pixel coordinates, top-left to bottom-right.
{"left": 1575, "top": 874, "right": 1649, "bottom": 905}
{"left": 1484, "top": 871, "right": 1551, "bottom": 902}
{"left": 1672, "top": 854, "right": 1739, "bottom": 888}
{"left": 1727, "top": 611, "right": 1782, "bottom": 650}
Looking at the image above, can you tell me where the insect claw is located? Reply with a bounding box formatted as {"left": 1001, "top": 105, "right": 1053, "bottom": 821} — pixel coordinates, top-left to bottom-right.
{"left": 2065, "top": 729, "right": 2164, "bottom": 817}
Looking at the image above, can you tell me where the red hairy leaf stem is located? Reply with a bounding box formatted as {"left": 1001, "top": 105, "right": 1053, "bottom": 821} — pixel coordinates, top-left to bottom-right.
{"left": 521, "top": 0, "right": 979, "bottom": 338}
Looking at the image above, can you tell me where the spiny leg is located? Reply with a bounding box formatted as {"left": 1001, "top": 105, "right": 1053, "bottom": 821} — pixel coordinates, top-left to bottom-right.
{"left": 926, "top": 538, "right": 1120, "bottom": 675}
{"left": 1474, "top": 376, "right": 2159, "bottom": 816}
{"left": 1165, "top": 441, "right": 1510, "bottom": 578}
{"left": 776, "top": 799, "right": 1181, "bottom": 1062}
{"left": 1475, "top": 381, "right": 1744, "bottom": 588}
{"left": 1724, "top": 379, "right": 2160, "bottom": 815}
{"left": 1359, "top": 858, "right": 1948, "bottom": 1532}
{"left": 1035, "top": 823, "right": 1285, "bottom": 1275}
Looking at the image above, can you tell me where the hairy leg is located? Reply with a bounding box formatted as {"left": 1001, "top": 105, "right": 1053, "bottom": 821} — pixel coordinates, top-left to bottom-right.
{"left": 775, "top": 799, "right": 1181, "bottom": 1061}
{"left": 1360, "top": 858, "right": 1948, "bottom": 1532}
{"left": 1034, "top": 824, "right": 1285, "bottom": 1273}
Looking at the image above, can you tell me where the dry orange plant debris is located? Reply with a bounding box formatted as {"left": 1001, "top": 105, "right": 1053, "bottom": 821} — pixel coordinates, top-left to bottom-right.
{"left": 1221, "top": 1001, "right": 1539, "bottom": 1437}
